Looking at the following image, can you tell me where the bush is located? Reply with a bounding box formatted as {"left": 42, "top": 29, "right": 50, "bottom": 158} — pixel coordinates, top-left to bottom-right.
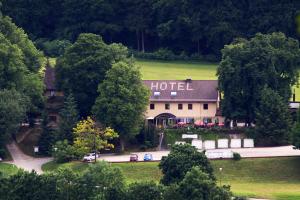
{"left": 35, "top": 39, "right": 71, "bottom": 57}
{"left": 52, "top": 140, "right": 78, "bottom": 163}
{"left": 127, "top": 182, "right": 163, "bottom": 200}
{"left": 233, "top": 152, "right": 241, "bottom": 161}
{"left": 136, "top": 124, "right": 159, "bottom": 149}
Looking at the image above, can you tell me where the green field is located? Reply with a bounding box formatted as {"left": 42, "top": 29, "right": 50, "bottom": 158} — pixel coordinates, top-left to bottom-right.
{"left": 0, "top": 163, "right": 19, "bottom": 177}
{"left": 136, "top": 59, "right": 300, "bottom": 101}
{"left": 136, "top": 59, "right": 218, "bottom": 80}
{"left": 42, "top": 157, "right": 300, "bottom": 199}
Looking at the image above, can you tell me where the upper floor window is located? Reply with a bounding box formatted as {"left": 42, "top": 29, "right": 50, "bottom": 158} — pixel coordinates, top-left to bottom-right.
{"left": 203, "top": 104, "right": 208, "bottom": 110}
{"left": 178, "top": 104, "right": 183, "bottom": 110}
{"left": 150, "top": 104, "right": 155, "bottom": 110}
{"left": 188, "top": 104, "right": 193, "bottom": 110}
{"left": 165, "top": 103, "right": 170, "bottom": 110}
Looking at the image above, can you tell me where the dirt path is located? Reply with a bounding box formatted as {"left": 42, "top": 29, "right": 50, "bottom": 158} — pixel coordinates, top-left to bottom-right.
{"left": 6, "top": 141, "right": 52, "bottom": 174}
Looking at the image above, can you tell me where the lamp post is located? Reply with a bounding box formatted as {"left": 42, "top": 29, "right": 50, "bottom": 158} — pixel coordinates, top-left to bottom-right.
{"left": 219, "top": 167, "right": 223, "bottom": 186}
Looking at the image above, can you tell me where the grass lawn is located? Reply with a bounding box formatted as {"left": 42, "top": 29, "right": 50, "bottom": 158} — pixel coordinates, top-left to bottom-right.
{"left": 42, "top": 157, "right": 300, "bottom": 199}
{"left": 0, "top": 163, "right": 19, "bottom": 177}
{"left": 136, "top": 59, "right": 300, "bottom": 101}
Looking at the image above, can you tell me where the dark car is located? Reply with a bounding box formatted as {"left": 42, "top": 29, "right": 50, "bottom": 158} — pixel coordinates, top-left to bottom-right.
{"left": 130, "top": 154, "right": 138, "bottom": 162}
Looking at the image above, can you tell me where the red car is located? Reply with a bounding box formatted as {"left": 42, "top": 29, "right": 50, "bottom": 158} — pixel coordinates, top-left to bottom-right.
{"left": 130, "top": 154, "right": 138, "bottom": 162}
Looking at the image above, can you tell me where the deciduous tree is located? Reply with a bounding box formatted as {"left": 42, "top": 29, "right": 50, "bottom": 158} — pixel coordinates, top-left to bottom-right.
{"left": 72, "top": 117, "right": 118, "bottom": 155}
{"left": 93, "top": 61, "right": 150, "bottom": 151}
{"left": 56, "top": 33, "right": 128, "bottom": 117}
{"left": 218, "top": 32, "right": 300, "bottom": 125}
{"left": 159, "top": 144, "right": 215, "bottom": 185}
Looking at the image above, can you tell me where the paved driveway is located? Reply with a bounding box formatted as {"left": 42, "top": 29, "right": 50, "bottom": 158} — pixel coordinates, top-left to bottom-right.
{"left": 6, "top": 142, "right": 52, "bottom": 174}
{"left": 98, "top": 145, "right": 300, "bottom": 162}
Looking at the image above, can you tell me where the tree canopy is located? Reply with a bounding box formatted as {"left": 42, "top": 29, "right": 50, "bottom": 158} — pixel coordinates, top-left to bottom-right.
{"left": 159, "top": 144, "right": 215, "bottom": 185}
{"left": 56, "top": 33, "right": 128, "bottom": 117}
{"left": 93, "top": 61, "right": 150, "bottom": 150}
{"left": 3, "top": 0, "right": 300, "bottom": 57}
{"left": 217, "top": 32, "right": 300, "bottom": 124}
{"left": 254, "top": 87, "right": 292, "bottom": 146}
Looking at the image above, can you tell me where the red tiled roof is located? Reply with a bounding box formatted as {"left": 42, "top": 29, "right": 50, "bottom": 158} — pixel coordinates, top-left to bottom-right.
{"left": 143, "top": 80, "right": 218, "bottom": 102}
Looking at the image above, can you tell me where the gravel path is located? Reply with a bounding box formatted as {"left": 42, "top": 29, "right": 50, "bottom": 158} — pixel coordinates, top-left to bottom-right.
{"left": 6, "top": 141, "right": 52, "bottom": 174}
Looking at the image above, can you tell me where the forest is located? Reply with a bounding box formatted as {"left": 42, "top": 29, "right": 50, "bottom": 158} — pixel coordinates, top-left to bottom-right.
{"left": 2, "top": 0, "right": 300, "bottom": 59}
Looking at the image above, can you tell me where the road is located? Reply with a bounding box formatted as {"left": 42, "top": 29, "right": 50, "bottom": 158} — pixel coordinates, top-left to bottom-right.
{"left": 5, "top": 141, "right": 52, "bottom": 174}
{"left": 98, "top": 145, "right": 300, "bottom": 162}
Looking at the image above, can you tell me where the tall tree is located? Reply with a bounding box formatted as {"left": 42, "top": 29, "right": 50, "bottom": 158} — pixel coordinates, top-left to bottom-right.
{"left": 0, "top": 89, "right": 28, "bottom": 157}
{"left": 218, "top": 32, "right": 300, "bottom": 124}
{"left": 255, "top": 87, "right": 292, "bottom": 146}
{"left": 56, "top": 33, "right": 128, "bottom": 117}
{"left": 57, "top": 93, "right": 79, "bottom": 143}
{"left": 92, "top": 61, "right": 150, "bottom": 151}
{"left": 38, "top": 111, "right": 56, "bottom": 155}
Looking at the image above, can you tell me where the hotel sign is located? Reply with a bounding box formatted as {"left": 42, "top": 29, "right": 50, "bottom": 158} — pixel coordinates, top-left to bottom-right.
{"left": 150, "top": 82, "right": 194, "bottom": 91}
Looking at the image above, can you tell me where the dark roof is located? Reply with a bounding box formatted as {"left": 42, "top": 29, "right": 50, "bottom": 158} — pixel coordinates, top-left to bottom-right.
{"left": 44, "top": 65, "right": 56, "bottom": 90}
{"left": 143, "top": 80, "right": 218, "bottom": 102}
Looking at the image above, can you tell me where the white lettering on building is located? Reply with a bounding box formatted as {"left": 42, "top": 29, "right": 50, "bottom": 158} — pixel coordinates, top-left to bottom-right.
{"left": 150, "top": 82, "right": 194, "bottom": 91}
{"left": 151, "top": 82, "right": 159, "bottom": 90}
{"left": 187, "top": 83, "right": 194, "bottom": 91}
{"left": 177, "top": 82, "right": 185, "bottom": 90}
{"left": 160, "top": 82, "right": 168, "bottom": 90}
{"left": 169, "top": 82, "right": 176, "bottom": 90}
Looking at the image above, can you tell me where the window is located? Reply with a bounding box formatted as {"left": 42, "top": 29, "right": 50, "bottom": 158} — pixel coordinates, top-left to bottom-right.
{"left": 165, "top": 103, "right": 170, "bottom": 110}
{"left": 203, "top": 104, "right": 208, "bottom": 110}
{"left": 188, "top": 104, "right": 193, "bottom": 110}
{"left": 171, "top": 91, "right": 177, "bottom": 97}
{"left": 49, "top": 115, "right": 57, "bottom": 122}
{"left": 178, "top": 104, "right": 183, "bottom": 110}
{"left": 150, "top": 104, "right": 155, "bottom": 110}
{"left": 154, "top": 91, "right": 160, "bottom": 96}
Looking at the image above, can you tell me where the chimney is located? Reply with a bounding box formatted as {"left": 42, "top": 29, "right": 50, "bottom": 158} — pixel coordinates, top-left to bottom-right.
{"left": 186, "top": 78, "right": 192, "bottom": 82}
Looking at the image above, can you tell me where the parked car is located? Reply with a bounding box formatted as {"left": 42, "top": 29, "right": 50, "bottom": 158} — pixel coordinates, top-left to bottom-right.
{"left": 83, "top": 153, "right": 100, "bottom": 162}
{"left": 143, "top": 153, "right": 153, "bottom": 161}
{"left": 130, "top": 154, "right": 138, "bottom": 162}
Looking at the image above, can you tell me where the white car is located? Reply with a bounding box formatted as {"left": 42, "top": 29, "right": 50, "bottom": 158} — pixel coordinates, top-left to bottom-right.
{"left": 82, "top": 153, "right": 100, "bottom": 162}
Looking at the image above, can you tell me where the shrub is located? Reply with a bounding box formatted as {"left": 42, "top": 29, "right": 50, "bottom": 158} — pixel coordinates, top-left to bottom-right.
{"left": 127, "top": 182, "right": 163, "bottom": 200}
{"left": 233, "top": 152, "right": 241, "bottom": 161}
{"left": 52, "top": 140, "right": 77, "bottom": 163}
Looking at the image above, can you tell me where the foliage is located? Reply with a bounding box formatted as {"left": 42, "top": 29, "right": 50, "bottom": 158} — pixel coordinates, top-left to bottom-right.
{"left": 176, "top": 167, "right": 232, "bottom": 200}
{"left": 93, "top": 61, "right": 150, "bottom": 150}
{"left": 3, "top": 1, "right": 300, "bottom": 58}
{"left": 35, "top": 39, "right": 71, "bottom": 57}
{"left": 57, "top": 93, "right": 79, "bottom": 143}
{"left": 218, "top": 32, "right": 300, "bottom": 124}
{"left": 52, "top": 140, "right": 78, "bottom": 163}
{"left": 38, "top": 111, "right": 56, "bottom": 156}
{"left": 233, "top": 152, "right": 241, "bottom": 161}
{"left": 292, "top": 108, "right": 300, "bottom": 149}
{"left": 254, "top": 87, "right": 292, "bottom": 146}
{"left": 80, "top": 162, "right": 125, "bottom": 200}
{"left": 127, "top": 181, "right": 163, "bottom": 200}
{"left": 56, "top": 33, "right": 128, "bottom": 116}
{"left": 136, "top": 123, "right": 159, "bottom": 149}
{"left": 73, "top": 117, "right": 118, "bottom": 154}
{"left": 159, "top": 144, "right": 215, "bottom": 185}
{"left": 0, "top": 89, "right": 28, "bottom": 157}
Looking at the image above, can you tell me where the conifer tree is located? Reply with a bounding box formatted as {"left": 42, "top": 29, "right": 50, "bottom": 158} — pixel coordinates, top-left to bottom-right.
{"left": 57, "top": 93, "right": 79, "bottom": 144}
